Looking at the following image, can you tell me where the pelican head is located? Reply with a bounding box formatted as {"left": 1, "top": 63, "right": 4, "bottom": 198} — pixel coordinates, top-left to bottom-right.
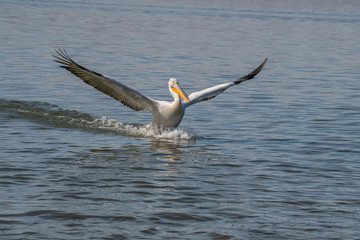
{"left": 168, "top": 78, "right": 190, "bottom": 103}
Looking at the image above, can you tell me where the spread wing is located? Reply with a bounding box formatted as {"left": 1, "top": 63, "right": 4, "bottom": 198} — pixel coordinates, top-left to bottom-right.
{"left": 182, "top": 58, "right": 267, "bottom": 108}
{"left": 53, "top": 49, "right": 157, "bottom": 112}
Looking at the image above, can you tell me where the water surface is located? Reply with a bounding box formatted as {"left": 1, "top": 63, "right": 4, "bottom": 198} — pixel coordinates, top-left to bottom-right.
{"left": 1, "top": 0, "right": 360, "bottom": 239}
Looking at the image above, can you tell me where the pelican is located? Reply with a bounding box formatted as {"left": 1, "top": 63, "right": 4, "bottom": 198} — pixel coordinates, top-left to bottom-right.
{"left": 53, "top": 49, "right": 267, "bottom": 129}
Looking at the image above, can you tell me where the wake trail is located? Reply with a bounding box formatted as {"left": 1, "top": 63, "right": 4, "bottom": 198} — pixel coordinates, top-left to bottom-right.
{"left": 0, "top": 99, "right": 194, "bottom": 140}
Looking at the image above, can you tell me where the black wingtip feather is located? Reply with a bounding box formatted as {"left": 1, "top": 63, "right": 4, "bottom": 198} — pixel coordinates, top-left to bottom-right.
{"left": 234, "top": 58, "right": 268, "bottom": 84}
{"left": 52, "top": 48, "right": 75, "bottom": 67}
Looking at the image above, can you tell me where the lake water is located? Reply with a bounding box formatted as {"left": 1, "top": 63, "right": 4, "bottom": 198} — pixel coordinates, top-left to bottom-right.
{"left": 1, "top": 0, "right": 360, "bottom": 239}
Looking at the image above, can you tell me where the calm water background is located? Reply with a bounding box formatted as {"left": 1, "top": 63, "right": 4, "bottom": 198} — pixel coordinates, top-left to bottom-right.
{"left": 1, "top": 0, "right": 360, "bottom": 239}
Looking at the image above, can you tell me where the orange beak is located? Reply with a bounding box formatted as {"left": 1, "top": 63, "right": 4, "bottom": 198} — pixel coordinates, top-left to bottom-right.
{"left": 171, "top": 84, "right": 190, "bottom": 103}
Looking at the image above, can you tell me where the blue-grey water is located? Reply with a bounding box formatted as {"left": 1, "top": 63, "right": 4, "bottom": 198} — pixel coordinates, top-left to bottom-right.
{"left": 1, "top": 1, "right": 360, "bottom": 239}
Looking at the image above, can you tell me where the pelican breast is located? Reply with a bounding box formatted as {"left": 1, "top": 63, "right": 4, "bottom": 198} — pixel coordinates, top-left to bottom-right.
{"left": 151, "top": 101, "right": 185, "bottom": 128}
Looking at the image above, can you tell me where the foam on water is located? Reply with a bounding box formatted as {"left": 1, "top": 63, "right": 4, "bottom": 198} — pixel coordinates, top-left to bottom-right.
{"left": 0, "top": 99, "right": 194, "bottom": 141}
{"left": 87, "top": 116, "right": 194, "bottom": 140}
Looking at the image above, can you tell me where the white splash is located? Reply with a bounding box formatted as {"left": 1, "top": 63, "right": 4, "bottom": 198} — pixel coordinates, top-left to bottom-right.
{"left": 82, "top": 116, "right": 195, "bottom": 140}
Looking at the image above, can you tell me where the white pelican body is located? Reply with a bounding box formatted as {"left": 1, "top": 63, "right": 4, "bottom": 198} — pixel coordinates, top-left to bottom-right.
{"left": 54, "top": 49, "right": 267, "bottom": 129}
{"left": 151, "top": 78, "right": 187, "bottom": 128}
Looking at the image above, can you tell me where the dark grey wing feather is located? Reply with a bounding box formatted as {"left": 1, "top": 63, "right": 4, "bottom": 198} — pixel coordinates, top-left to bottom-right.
{"left": 53, "top": 49, "right": 157, "bottom": 112}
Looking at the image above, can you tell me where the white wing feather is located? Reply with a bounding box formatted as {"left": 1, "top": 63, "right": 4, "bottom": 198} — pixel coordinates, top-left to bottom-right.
{"left": 182, "top": 58, "right": 267, "bottom": 108}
